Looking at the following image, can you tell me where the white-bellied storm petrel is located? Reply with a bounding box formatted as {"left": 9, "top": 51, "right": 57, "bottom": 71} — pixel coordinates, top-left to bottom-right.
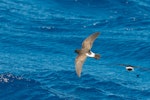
{"left": 118, "top": 64, "right": 150, "bottom": 72}
{"left": 75, "top": 32, "right": 100, "bottom": 77}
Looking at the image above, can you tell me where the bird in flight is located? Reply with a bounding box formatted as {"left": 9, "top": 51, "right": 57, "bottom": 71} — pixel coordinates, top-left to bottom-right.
{"left": 118, "top": 64, "right": 150, "bottom": 72}
{"left": 75, "top": 32, "right": 100, "bottom": 77}
{"left": 118, "top": 64, "right": 137, "bottom": 71}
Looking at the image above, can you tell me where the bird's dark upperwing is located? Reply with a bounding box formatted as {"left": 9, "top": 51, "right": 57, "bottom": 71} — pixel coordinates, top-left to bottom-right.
{"left": 118, "top": 64, "right": 139, "bottom": 68}
{"left": 118, "top": 64, "right": 131, "bottom": 67}
{"left": 75, "top": 54, "right": 87, "bottom": 77}
{"left": 82, "top": 32, "right": 100, "bottom": 50}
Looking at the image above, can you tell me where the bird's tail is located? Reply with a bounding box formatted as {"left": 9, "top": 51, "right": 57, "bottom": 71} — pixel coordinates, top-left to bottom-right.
{"left": 94, "top": 54, "right": 100, "bottom": 59}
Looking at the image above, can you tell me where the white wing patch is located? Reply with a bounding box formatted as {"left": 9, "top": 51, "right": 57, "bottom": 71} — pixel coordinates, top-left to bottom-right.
{"left": 86, "top": 51, "right": 95, "bottom": 57}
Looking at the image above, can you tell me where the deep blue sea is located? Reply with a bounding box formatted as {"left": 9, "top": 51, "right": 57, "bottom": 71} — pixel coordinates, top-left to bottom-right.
{"left": 0, "top": 0, "right": 150, "bottom": 100}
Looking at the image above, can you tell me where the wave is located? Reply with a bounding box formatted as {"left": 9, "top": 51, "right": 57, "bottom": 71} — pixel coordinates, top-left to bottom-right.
{"left": 0, "top": 65, "right": 149, "bottom": 99}
{"left": 0, "top": 0, "right": 150, "bottom": 99}
{"left": 0, "top": 73, "right": 59, "bottom": 99}
{"left": 0, "top": 73, "right": 24, "bottom": 83}
{"left": 30, "top": 70, "right": 150, "bottom": 99}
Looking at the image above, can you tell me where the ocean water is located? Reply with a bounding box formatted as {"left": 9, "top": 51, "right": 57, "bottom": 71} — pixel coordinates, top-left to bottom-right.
{"left": 0, "top": 0, "right": 150, "bottom": 99}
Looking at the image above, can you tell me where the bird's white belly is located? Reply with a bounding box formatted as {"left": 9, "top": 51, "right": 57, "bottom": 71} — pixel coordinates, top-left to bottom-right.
{"left": 86, "top": 51, "right": 95, "bottom": 57}
{"left": 126, "top": 66, "right": 134, "bottom": 71}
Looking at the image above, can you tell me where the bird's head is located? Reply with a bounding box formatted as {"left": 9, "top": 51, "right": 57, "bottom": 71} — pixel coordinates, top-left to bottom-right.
{"left": 75, "top": 49, "right": 80, "bottom": 54}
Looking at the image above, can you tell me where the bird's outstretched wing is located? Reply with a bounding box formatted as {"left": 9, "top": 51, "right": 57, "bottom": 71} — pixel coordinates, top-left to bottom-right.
{"left": 75, "top": 54, "right": 87, "bottom": 77}
{"left": 139, "top": 67, "right": 150, "bottom": 72}
{"left": 118, "top": 64, "right": 131, "bottom": 67}
{"left": 118, "top": 64, "right": 139, "bottom": 68}
{"left": 82, "top": 32, "right": 100, "bottom": 50}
